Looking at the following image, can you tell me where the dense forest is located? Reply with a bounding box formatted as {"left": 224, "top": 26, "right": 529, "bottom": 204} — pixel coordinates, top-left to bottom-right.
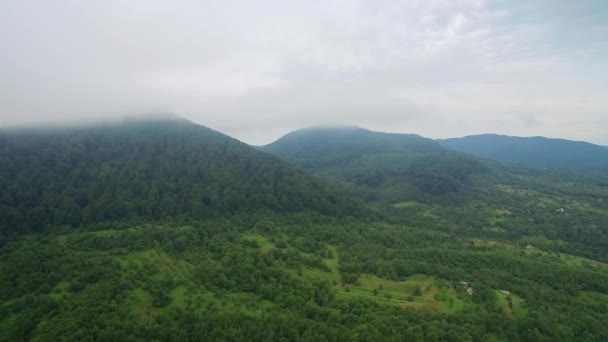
{"left": 261, "top": 126, "right": 486, "bottom": 199}
{"left": 1, "top": 119, "right": 608, "bottom": 341}
{"left": 0, "top": 119, "right": 365, "bottom": 238}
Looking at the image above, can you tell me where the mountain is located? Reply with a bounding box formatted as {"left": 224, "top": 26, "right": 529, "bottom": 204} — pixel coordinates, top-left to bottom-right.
{"left": 0, "top": 122, "right": 608, "bottom": 340}
{"left": 438, "top": 134, "right": 608, "bottom": 170}
{"left": 262, "top": 126, "right": 608, "bottom": 261}
{"left": 0, "top": 118, "right": 364, "bottom": 236}
{"left": 261, "top": 126, "right": 487, "bottom": 201}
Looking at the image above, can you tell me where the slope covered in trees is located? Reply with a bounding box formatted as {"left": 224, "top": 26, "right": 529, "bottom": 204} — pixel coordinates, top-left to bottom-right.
{"left": 262, "top": 126, "right": 608, "bottom": 263}
{"left": 261, "top": 126, "right": 487, "bottom": 201}
{"left": 0, "top": 118, "right": 365, "bottom": 237}
{"left": 439, "top": 134, "right": 608, "bottom": 170}
{"left": 2, "top": 121, "right": 608, "bottom": 341}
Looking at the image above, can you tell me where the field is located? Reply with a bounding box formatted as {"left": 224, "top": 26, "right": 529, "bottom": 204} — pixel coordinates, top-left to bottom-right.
{"left": 245, "top": 232, "right": 530, "bottom": 317}
{"left": 496, "top": 291, "right": 528, "bottom": 319}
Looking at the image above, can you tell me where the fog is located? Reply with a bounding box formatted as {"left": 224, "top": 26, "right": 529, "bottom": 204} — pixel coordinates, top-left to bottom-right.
{"left": 1, "top": 0, "right": 607, "bottom": 144}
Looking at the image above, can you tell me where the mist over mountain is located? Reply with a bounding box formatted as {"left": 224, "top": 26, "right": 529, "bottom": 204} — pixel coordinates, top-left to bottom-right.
{"left": 0, "top": 118, "right": 365, "bottom": 236}
{"left": 2, "top": 0, "right": 608, "bottom": 339}
{"left": 439, "top": 134, "right": 608, "bottom": 171}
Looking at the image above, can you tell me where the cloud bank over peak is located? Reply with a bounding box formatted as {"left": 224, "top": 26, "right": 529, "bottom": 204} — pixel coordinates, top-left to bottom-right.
{"left": 1, "top": 0, "right": 607, "bottom": 144}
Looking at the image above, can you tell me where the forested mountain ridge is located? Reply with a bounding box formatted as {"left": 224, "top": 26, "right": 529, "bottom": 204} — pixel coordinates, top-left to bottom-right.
{"left": 261, "top": 126, "right": 487, "bottom": 201}
{"left": 1, "top": 121, "right": 608, "bottom": 341}
{"left": 261, "top": 126, "right": 440, "bottom": 169}
{"left": 0, "top": 118, "right": 366, "bottom": 237}
{"left": 439, "top": 134, "right": 608, "bottom": 170}
{"left": 262, "top": 126, "right": 608, "bottom": 263}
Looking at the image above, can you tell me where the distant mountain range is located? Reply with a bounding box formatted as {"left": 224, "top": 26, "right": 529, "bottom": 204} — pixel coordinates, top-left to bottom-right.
{"left": 2, "top": 118, "right": 608, "bottom": 340}
{"left": 438, "top": 134, "right": 608, "bottom": 171}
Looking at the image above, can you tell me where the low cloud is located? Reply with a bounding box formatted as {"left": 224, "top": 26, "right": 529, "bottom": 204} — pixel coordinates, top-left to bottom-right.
{"left": 1, "top": 0, "right": 607, "bottom": 144}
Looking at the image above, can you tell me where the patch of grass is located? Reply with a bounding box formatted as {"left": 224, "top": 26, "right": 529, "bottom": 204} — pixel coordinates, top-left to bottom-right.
{"left": 302, "top": 269, "right": 467, "bottom": 313}
{"left": 324, "top": 245, "right": 339, "bottom": 272}
{"left": 484, "top": 226, "right": 506, "bottom": 233}
{"left": 337, "top": 286, "right": 407, "bottom": 304}
{"left": 299, "top": 267, "right": 340, "bottom": 283}
{"left": 117, "top": 249, "right": 193, "bottom": 282}
{"left": 422, "top": 210, "right": 440, "bottom": 219}
{"left": 48, "top": 281, "right": 70, "bottom": 301}
{"left": 129, "top": 287, "right": 156, "bottom": 324}
{"left": 577, "top": 291, "right": 608, "bottom": 306}
{"left": 496, "top": 291, "right": 528, "bottom": 319}
{"left": 524, "top": 246, "right": 608, "bottom": 270}
{"left": 241, "top": 233, "right": 275, "bottom": 253}
{"left": 166, "top": 285, "right": 187, "bottom": 310}
{"left": 392, "top": 201, "right": 419, "bottom": 208}
{"left": 357, "top": 274, "right": 434, "bottom": 295}
{"left": 436, "top": 287, "right": 466, "bottom": 314}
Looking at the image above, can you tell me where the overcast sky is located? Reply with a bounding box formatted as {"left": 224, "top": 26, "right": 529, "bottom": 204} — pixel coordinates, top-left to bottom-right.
{"left": 1, "top": 0, "right": 607, "bottom": 145}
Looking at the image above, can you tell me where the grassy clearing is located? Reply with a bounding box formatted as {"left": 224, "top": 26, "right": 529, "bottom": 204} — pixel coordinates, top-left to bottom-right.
{"left": 295, "top": 245, "right": 530, "bottom": 316}
{"left": 167, "top": 285, "right": 188, "bottom": 310}
{"left": 392, "top": 201, "right": 420, "bottom": 208}
{"left": 472, "top": 237, "right": 607, "bottom": 271}
{"left": 487, "top": 208, "right": 510, "bottom": 228}
{"left": 496, "top": 291, "right": 528, "bottom": 319}
{"left": 524, "top": 246, "right": 608, "bottom": 270}
{"left": 484, "top": 226, "right": 506, "bottom": 233}
{"left": 344, "top": 275, "right": 467, "bottom": 313}
{"left": 335, "top": 279, "right": 429, "bottom": 306}
{"left": 117, "top": 249, "right": 194, "bottom": 282}
{"left": 122, "top": 249, "right": 275, "bottom": 325}
{"left": 324, "top": 245, "right": 339, "bottom": 272}
{"left": 129, "top": 287, "right": 156, "bottom": 324}
{"left": 241, "top": 233, "right": 276, "bottom": 253}
{"left": 495, "top": 184, "right": 535, "bottom": 196}
{"left": 422, "top": 209, "right": 440, "bottom": 219}
{"left": 358, "top": 274, "right": 432, "bottom": 294}
{"left": 298, "top": 264, "right": 470, "bottom": 313}
{"left": 437, "top": 292, "right": 466, "bottom": 313}
{"left": 577, "top": 291, "right": 608, "bottom": 307}
{"left": 48, "top": 281, "right": 70, "bottom": 301}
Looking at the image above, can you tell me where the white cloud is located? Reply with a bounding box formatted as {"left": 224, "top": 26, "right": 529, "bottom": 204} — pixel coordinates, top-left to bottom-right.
{"left": 1, "top": 0, "right": 607, "bottom": 144}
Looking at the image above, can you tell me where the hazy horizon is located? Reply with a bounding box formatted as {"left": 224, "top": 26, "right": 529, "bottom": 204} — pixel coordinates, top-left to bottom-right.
{"left": 2, "top": 1, "right": 607, "bottom": 145}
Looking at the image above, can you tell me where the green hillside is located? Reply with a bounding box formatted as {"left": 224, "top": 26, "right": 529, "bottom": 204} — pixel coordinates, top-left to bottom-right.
{"left": 261, "top": 126, "right": 486, "bottom": 202}
{"left": 263, "top": 127, "right": 608, "bottom": 263}
{"left": 1, "top": 121, "right": 608, "bottom": 340}
{"left": 3, "top": 212, "right": 608, "bottom": 340}
{"left": 0, "top": 118, "right": 365, "bottom": 238}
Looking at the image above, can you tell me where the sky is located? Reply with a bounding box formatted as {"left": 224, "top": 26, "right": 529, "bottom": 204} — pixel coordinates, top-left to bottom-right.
{"left": 1, "top": 0, "right": 607, "bottom": 145}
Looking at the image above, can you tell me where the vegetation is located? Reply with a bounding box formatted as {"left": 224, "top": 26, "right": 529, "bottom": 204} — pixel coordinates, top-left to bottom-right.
{"left": 0, "top": 119, "right": 366, "bottom": 239}
{"left": 1, "top": 120, "right": 608, "bottom": 340}
{"left": 261, "top": 126, "right": 486, "bottom": 199}
{"left": 2, "top": 215, "right": 608, "bottom": 340}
